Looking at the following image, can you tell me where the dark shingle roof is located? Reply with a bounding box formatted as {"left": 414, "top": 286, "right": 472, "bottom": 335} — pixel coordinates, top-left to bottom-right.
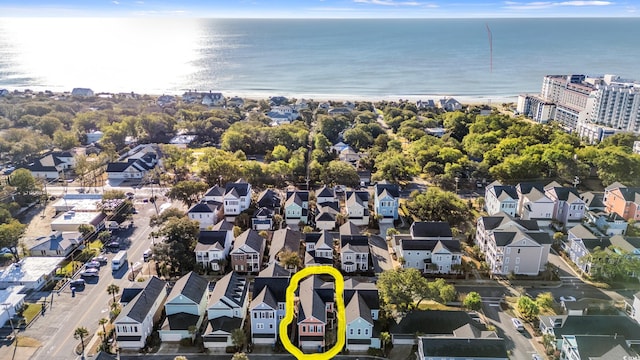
{"left": 208, "top": 272, "right": 247, "bottom": 308}
{"left": 250, "top": 286, "right": 277, "bottom": 310}
{"left": 118, "top": 276, "right": 166, "bottom": 323}
{"left": 189, "top": 201, "right": 219, "bottom": 213}
{"left": 204, "top": 185, "right": 224, "bottom": 197}
{"left": 253, "top": 276, "right": 290, "bottom": 303}
{"left": 208, "top": 316, "right": 243, "bottom": 333}
{"left": 257, "top": 189, "right": 281, "bottom": 209}
{"left": 375, "top": 182, "right": 399, "bottom": 198}
{"left": 196, "top": 231, "right": 228, "bottom": 252}
{"left": 165, "top": 312, "right": 201, "bottom": 330}
{"left": 233, "top": 229, "right": 264, "bottom": 253}
{"left": 410, "top": 222, "right": 453, "bottom": 238}
{"left": 212, "top": 220, "right": 234, "bottom": 231}
{"left": 346, "top": 293, "right": 372, "bottom": 324}
{"left": 167, "top": 271, "right": 208, "bottom": 305}
{"left": 225, "top": 180, "right": 250, "bottom": 197}
{"left": 547, "top": 315, "right": 640, "bottom": 340}
{"left": 419, "top": 337, "right": 508, "bottom": 359}
{"left": 401, "top": 239, "right": 461, "bottom": 252}
{"left": 269, "top": 228, "right": 301, "bottom": 262}
{"left": 390, "top": 310, "right": 485, "bottom": 336}
{"left": 340, "top": 221, "right": 360, "bottom": 236}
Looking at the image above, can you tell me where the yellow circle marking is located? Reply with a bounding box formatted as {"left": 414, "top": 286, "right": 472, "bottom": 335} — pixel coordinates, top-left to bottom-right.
{"left": 278, "top": 265, "right": 346, "bottom": 360}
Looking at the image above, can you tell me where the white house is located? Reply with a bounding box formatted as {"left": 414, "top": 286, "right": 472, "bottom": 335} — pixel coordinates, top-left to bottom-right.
{"left": 223, "top": 180, "right": 252, "bottom": 218}
{"left": 159, "top": 272, "right": 209, "bottom": 342}
{"left": 188, "top": 201, "right": 221, "bottom": 230}
{"left": 544, "top": 184, "right": 586, "bottom": 225}
{"left": 394, "top": 221, "right": 462, "bottom": 274}
{"left": 29, "top": 231, "right": 82, "bottom": 257}
{"left": 204, "top": 272, "right": 248, "bottom": 350}
{"left": 0, "top": 286, "right": 26, "bottom": 329}
{"left": 516, "top": 183, "right": 555, "bottom": 222}
{"left": 114, "top": 277, "right": 168, "bottom": 350}
{"left": 345, "top": 191, "right": 370, "bottom": 226}
{"left": 566, "top": 224, "right": 610, "bottom": 275}
{"left": 27, "top": 151, "right": 75, "bottom": 180}
{"left": 303, "top": 231, "right": 334, "bottom": 267}
{"left": 629, "top": 291, "right": 640, "bottom": 324}
{"left": 0, "top": 257, "right": 64, "bottom": 291}
{"left": 285, "top": 190, "right": 309, "bottom": 225}
{"left": 484, "top": 182, "right": 518, "bottom": 216}
{"left": 339, "top": 222, "right": 369, "bottom": 273}
{"left": 195, "top": 230, "right": 234, "bottom": 272}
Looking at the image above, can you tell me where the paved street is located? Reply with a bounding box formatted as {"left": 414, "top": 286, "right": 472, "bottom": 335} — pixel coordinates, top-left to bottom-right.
{"left": 2, "top": 200, "right": 168, "bottom": 360}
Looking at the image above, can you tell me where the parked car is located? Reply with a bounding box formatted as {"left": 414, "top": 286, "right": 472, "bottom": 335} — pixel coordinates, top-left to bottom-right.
{"left": 143, "top": 249, "right": 152, "bottom": 262}
{"left": 80, "top": 268, "right": 99, "bottom": 277}
{"left": 0, "top": 247, "right": 11, "bottom": 255}
{"left": 559, "top": 296, "right": 577, "bottom": 302}
{"left": 106, "top": 242, "right": 120, "bottom": 251}
{"left": 92, "top": 255, "right": 108, "bottom": 265}
{"left": 85, "top": 261, "right": 101, "bottom": 269}
{"left": 511, "top": 318, "right": 524, "bottom": 331}
{"left": 131, "top": 262, "right": 142, "bottom": 272}
{"left": 69, "top": 279, "right": 86, "bottom": 288}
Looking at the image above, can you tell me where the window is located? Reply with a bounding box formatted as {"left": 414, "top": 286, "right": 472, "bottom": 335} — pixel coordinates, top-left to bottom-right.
{"left": 257, "top": 323, "right": 264, "bottom": 329}
{"left": 365, "top": 329, "right": 369, "bottom": 335}
{"left": 302, "top": 326, "right": 306, "bottom": 332}
{"left": 253, "top": 313, "right": 257, "bottom": 318}
{"left": 517, "top": 249, "right": 521, "bottom": 254}
{"left": 357, "top": 329, "right": 361, "bottom": 335}
{"left": 515, "top": 257, "right": 520, "bottom": 264}
{"left": 269, "top": 324, "right": 273, "bottom": 329}
{"left": 350, "top": 329, "right": 353, "bottom": 335}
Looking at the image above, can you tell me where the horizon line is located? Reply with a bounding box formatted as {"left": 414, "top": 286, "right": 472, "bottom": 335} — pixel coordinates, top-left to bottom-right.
{"left": 1, "top": 15, "right": 640, "bottom": 20}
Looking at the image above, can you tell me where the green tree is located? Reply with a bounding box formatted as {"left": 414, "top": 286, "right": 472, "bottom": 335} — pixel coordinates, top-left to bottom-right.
{"left": 78, "top": 224, "right": 95, "bottom": 237}
{"left": 407, "top": 187, "right": 471, "bottom": 227}
{"left": 278, "top": 249, "right": 302, "bottom": 271}
{"left": 157, "top": 216, "right": 200, "bottom": 273}
{"left": 102, "top": 190, "right": 126, "bottom": 200}
{"left": 270, "top": 145, "right": 290, "bottom": 161}
{"left": 166, "top": 180, "right": 208, "bottom": 208}
{"left": 379, "top": 331, "right": 391, "bottom": 353}
{"left": 377, "top": 268, "right": 429, "bottom": 314}
{"left": 98, "top": 318, "right": 109, "bottom": 344}
{"left": 106, "top": 284, "right": 120, "bottom": 304}
{"left": 0, "top": 220, "right": 26, "bottom": 261}
{"left": 231, "top": 328, "right": 247, "bottom": 351}
{"left": 320, "top": 160, "right": 360, "bottom": 187}
{"left": 463, "top": 291, "right": 482, "bottom": 310}
{"left": 36, "top": 116, "right": 63, "bottom": 137}
{"left": 10, "top": 168, "right": 38, "bottom": 199}
{"left": 373, "top": 150, "right": 416, "bottom": 183}
{"left": 516, "top": 296, "right": 540, "bottom": 322}
{"left": 74, "top": 326, "right": 89, "bottom": 356}
{"left": 149, "top": 208, "right": 186, "bottom": 227}
{"left": 535, "top": 292, "right": 554, "bottom": 310}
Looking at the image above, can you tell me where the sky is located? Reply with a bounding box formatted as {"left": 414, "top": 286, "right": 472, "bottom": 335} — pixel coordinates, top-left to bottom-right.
{"left": 0, "top": 0, "right": 638, "bottom": 18}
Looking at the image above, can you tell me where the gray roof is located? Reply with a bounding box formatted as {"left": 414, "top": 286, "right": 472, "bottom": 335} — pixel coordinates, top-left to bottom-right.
{"left": 571, "top": 335, "right": 634, "bottom": 360}
{"left": 410, "top": 221, "right": 453, "bottom": 238}
{"left": 340, "top": 221, "right": 361, "bottom": 236}
{"left": 208, "top": 271, "right": 247, "bottom": 308}
{"left": 346, "top": 293, "right": 372, "bottom": 324}
{"left": 269, "top": 228, "right": 301, "bottom": 263}
{"left": 257, "top": 189, "right": 281, "bottom": 209}
{"left": 581, "top": 191, "right": 605, "bottom": 210}
{"left": 401, "top": 239, "right": 461, "bottom": 252}
{"left": 340, "top": 235, "right": 369, "bottom": 254}
{"left": 188, "top": 201, "right": 219, "bottom": 213}
{"left": 488, "top": 184, "right": 518, "bottom": 200}
{"left": 259, "top": 262, "right": 291, "bottom": 277}
{"left": 298, "top": 275, "right": 328, "bottom": 323}
{"left": 345, "top": 191, "right": 369, "bottom": 208}
{"left": 250, "top": 286, "right": 277, "bottom": 311}
{"left": 546, "top": 186, "right": 580, "bottom": 202}
{"left": 30, "top": 232, "right": 81, "bottom": 252}
{"left": 212, "top": 220, "right": 234, "bottom": 231}
{"left": 419, "top": 337, "right": 508, "bottom": 359}
{"left": 375, "top": 182, "right": 399, "bottom": 198}
{"left": 167, "top": 271, "right": 208, "bottom": 305}
{"left": 285, "top": 191, "right": 308, "bottom": 208}
{"left": 542, "top": 315, "right": 640, "bottom": 340}
{"left": 569, "top": 224, "right": 598, "bottom": 240}
{"left": 391, "top": 310, "right": 486, "bottom": 336}
{"left": 165, "top": 312, "right": 201, "bottom": 331}
{"left": 204, "top": 185, "right": 224, "bottom": 197}
{"left": 207, "top": 316, "right": 242, "bottom": 334}
{"left": 253, "top": 275, "right": 290, "bottom": 303}
{"left": 225, "top": 180, "right": 250, "bottom": 197}
{"left": 609, "top": 235, "right": 640, "bottom": 252}
{"left": 232, "top": 229, "right": 265, "bottom": 254}
{"left": 117, "top": 276, "right": 167, "bottom": 323}
{"left": 315, "top": 185, "right": 335, "bottom": 199}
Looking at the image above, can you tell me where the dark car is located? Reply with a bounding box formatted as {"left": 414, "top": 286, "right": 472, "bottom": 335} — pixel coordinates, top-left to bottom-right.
{"left": 69, "top": 279, "right": 86, "bottom": 288}
{"left": 106, "top": 242, "right": 120, "bottom": 251}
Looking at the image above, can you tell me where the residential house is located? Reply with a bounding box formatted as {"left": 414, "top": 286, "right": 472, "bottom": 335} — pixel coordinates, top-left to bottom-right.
{"left": 544, "top": 184, "right": 586, "bottom": 225}
{"left": 374, "top": 181, "right": 400, "bottom": 222}
{"left": 202, "top": 92, "right": 225, "bottom": 107}
{"left": 303, "top": 231, "right": 334, "bottom": 267}
{"left": 159, "top": 272, "right": 209, "bottom": 342}
{"left": 538, "top": 314, "right": 640, "bottom": 351}
{"left": 437, "top": 97, "right": 462, "bottom": 111}
{"left": 267, "top": 105, "right": 299, "bottom": 126}
{"left": 586, "top": 210, "right": 629, "bottom": 236}
{"left": 269, "top": 96, "right": 288, "bottom": 106}
{"left": 339, "top": 222, "right": 369, "bottom": 273}
{"left": 344, "top": 278, "right": 381, "bottom": 351}
{"left": 106, "top": 158, "right": 152, "bottom": 181}
{"left": 476, "top": 212, "right": 552, "bottom": 276}
{"left": 558, "top": 335, "right": 638, "bottom": 360}
{"left": 227, "top": 96, "right": 244, "bottom": 108}
{"left": 390, "top": 310, "right": 493, "bottom": 345}
{"left": 114, "top": 277, "right": 168, "bottom": 350}
{"left": 27, "top": 151, "right": 75, "bottom": 180}
{"left": 269, "top": 228, "right": 302, "bottom": 269}
{"left": 297, "top": 275, "right": 335, "bottom": 351}
{"left": 203, "top": 185, "right": 225, "bottom": 203}
{"left": 156, "top": 94, "right": 176, "bottom": 107}
{"left": 416, "top": 99, "right": 436, "bottom": 110}
{"left": 29, "top": 231, "right": 82, "bottom": 257}
{"left": 328, "top": 107, "right": 352, "bottom": 116}
{"left": 581, "top": 191, "right": 605, "bottom": 212}
{"left": 253, "top": 189, "right": 281, "bottom": 230}
{"left": 0, "top": 286, "right": 26, "bottom": 329}
{"left": 188, "top": 201, "right": 221, "bottom": 230}
{"left": 85, "top": 130, "right": 104, "bottom": 144}
{"left": 315, "top": 202, "right": 339, "bottom": 231}
{"left": 0, "top": 257, "right": 63, "bottom": 291}
{"left": 484, "top": 181, "right": 518, "bottom": 216}
{"left": 223, "top": 179, "right": 252, "bottom": 218}
{"left": 285, "top": 190, "right": 309, "bottom": 226}
{"left": 250, "top": 263, "right": 291, "bottom": 345}
{"left": 71, "top": 88, "right": 94, "bottom": 97}
{"left": 394, "top": 222, "right": 462, "bottom": 274}
{"left": 339, "top": 146, "right": 363, "bottom": 166}
{"left": 330, "top": 142, "right": 349, "bottom": 154}
{"left": 344, "top": 191, "right": 370, "bottom": 226}
{"left": 204, "top": 271, "right": 249, "bottom": 350}
{"left": 603, "top": 182, "right": 640, "bottom": 221}
{"left": 566, "top": 224, "right": 610, "bottom": 275}
{"left": 417, "top": 337, "right": 508, "bottom": 360}
{"left": 0, "top": 89, "right": 9, "bottom": 97}
{"left": 516, "top": 183, "right": 555, "bottom": 222}
{"left": 195, "top": 230, "right": 234, "bottom": 272}
{"left": 230, "top": 229, "right": 266, "bottom": 273}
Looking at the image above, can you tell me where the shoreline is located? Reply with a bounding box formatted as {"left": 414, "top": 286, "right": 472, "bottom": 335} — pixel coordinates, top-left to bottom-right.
{"left": 0, "top": 85, "right": 519, "bottom": 105}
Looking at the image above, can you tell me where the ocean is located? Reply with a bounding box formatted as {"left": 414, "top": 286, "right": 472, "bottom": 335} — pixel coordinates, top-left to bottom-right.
{"left": 0, "top": 17, "right": 639, "bottom": 102}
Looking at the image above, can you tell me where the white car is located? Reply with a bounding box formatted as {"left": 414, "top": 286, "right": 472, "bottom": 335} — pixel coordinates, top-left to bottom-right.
{"left": 80, "top": 268, "right": 99, "bottom": 277}
{"left": 511, "top": 317, "right": 524, "bottom": 331}
{"left": 559, "top": 296, "right": 577, "bottom": 302}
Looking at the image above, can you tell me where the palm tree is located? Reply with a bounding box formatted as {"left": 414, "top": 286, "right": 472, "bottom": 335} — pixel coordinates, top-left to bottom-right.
{"left": 174, "top": 357, "right": 189, "bottom": 360}
{"left": 231, "top": 328, "right": 247, "bottom": 351}
{"left": 74, "top": 326, "right": 89, "bottom": 356}
{"left": 98, "top": 318, "right": 109, "bottom": 343}
{"left": 106, "top": 284, "right": 120, "bottom": 304}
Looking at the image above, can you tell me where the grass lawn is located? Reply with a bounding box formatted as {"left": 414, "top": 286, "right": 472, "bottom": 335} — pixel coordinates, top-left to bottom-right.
{"left": 56, "top": 261, "right": 81, "bottom": 276}
{"left": 16, "top": 336, "right": 41, "bottom": 347}
{"left": 22, "top": 303, "right": 42, "bottom": 324}
{"left": 88, "top": 240, "right": 103, "bottom": 251}
{"left": 416, "top": 300, "right": 459, "bottom": 311}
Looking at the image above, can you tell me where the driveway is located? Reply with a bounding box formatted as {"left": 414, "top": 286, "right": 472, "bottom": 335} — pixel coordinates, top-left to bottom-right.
{"left": 369, "top": 235, "right": 395, "bottom": 273}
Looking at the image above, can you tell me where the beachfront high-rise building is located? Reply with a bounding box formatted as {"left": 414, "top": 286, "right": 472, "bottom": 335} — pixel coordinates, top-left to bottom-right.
{"left": 518, "top": 74, "right": 640, "bottom": 143}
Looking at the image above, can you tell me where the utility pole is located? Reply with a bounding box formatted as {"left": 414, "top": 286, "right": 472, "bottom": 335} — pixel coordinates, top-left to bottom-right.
{"left": 573, "top": 176, "right": 580, "bottom": 188}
